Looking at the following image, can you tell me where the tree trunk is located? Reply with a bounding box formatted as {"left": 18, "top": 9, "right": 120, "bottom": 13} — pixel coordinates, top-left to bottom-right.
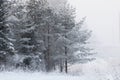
{"left": 60, "top": 60, "right": 63, "bottom": 72}
{"left": 46, "top": 24, "right": 51, "bottom": 72}
{"left": 65, "top": 46, "right": 68, "bottom": 73}
{"left": 64, "top": 25, "right": 68, "bottom": 73}
{"left": 43, "top": 26, "right": 50, "bottom": 72}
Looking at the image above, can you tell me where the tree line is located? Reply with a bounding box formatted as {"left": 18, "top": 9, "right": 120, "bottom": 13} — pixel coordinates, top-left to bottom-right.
{"left": 0, "top": 0, "right": 95, "bottom": 73}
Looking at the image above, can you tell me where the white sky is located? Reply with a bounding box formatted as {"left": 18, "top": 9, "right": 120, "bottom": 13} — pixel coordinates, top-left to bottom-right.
{"left": 68, "top": 0, "right": 120, "bottom": 46}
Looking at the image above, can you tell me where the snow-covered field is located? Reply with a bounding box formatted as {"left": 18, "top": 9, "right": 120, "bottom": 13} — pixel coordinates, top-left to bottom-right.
{"left": 0, "top": 71, "right": 81, "bottom": 80}
{"left": 0, "top": 58, "right": 120, "bottom": 80}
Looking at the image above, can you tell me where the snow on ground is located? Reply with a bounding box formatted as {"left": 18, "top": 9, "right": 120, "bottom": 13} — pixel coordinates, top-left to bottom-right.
{"left": 0, "top": 71, "right": 81, "bottom": 80}
{"left": 0, "top": 71, "right": 113, "bottom": 80}
{"left": 69, "top": 58, "right": 120, "bottom": 80}
{"left": 0, "top": 58, "right": 120, "bottom": 80}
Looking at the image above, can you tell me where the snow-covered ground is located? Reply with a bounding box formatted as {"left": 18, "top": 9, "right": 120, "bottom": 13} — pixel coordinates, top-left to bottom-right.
{"left": 69, "top": 58, "right": 120, "bottom": 80}
{"left": 0, "top": 45, "right": 120, "bottom": 80}
{"left": 0, "top": 71, "right": 113, "bottom": 80}
{"left": 0, "top": 58, "right": 120, "bottom": 80}
{"left": 0, "top": 71, "right": 81, "bottom": 80}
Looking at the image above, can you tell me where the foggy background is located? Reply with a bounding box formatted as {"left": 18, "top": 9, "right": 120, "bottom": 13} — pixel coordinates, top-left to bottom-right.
{"left": 68, "top": 0, "right": 120, "bottom": 61}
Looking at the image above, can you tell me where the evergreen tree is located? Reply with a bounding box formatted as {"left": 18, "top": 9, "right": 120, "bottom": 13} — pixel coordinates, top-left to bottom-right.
{"left": 52, "top": 2, "right": 75, "bottom": 73}
{"left": 12, "top": 1, "right": 43, "bottom": 71}
{"left": 0, "top": 0, "right": 15, "bottom": 69}
{"left": 52, "top": 2, "right": 95, "bottom": 73}
{"left": 26, "top": 0, "right": 55, "bottom": 71}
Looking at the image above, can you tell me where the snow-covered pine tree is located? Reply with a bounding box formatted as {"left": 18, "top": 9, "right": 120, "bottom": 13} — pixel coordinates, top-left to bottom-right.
{"left": 52, "top": 2, "right": 75, "bottom": 73}
{"left": 66, "top": 17, "right": 95, "bottom": 64}
{"left": 17, "top": 18, "right": 42, "bottom": 70}
{"left": 0, "top": 0, "right": 15, "bottom": 69}
{"left": 52, "top": 2, "right": 95, "bottom": 73}
{"left": 26, "top": 0, "right": 56, "bottom": 72}
{"left": 9, "top": 2, "right": 43, "bottom": 70}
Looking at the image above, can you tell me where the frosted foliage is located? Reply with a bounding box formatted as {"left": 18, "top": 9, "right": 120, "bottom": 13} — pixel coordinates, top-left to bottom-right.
{"left": 6, "top": 15, "right": 19, "bottom": 22}
{"left": 21, "top": 26, "right": 36, "bottom": 33}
